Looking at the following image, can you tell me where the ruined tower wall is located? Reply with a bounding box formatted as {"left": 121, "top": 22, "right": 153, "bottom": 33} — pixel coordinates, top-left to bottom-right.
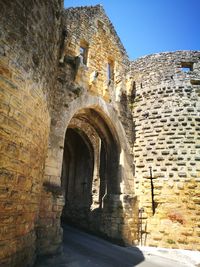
{"left": 130, "top": 51, "right": 200, "bottom": 249}
{"left": 0, "top": 1, "right": 63, "bottom": 266}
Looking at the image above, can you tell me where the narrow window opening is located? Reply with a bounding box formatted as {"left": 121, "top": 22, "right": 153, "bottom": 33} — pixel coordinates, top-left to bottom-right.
{"left": 181, "top": 62, "right": 193, "bottom": 72}
{"left": 79, "top": 42, "right": 88, "bottom": 65}
{"left": 190, "top": 79, "right": 200, "bottom": 85}
{"left": 107, "top": 60, "right": 114, "bottom": 84}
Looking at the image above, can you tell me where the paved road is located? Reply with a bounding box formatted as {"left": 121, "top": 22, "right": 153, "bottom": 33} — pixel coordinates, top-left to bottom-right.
{"left": 35, "top": 224, "right": 189, "bottom": 267}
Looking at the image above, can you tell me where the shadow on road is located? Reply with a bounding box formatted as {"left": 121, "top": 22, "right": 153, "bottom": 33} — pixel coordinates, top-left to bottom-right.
{"left": 34, "top": 224, "right": 145, "bottom": 267}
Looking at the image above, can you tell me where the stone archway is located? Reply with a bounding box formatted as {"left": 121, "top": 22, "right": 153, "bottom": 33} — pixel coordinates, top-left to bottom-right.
{"left": 40, "top": 95, "right": 138, "bottom": 254}
{"left": 61, "top": 108, "right": 122, "bottom": 236}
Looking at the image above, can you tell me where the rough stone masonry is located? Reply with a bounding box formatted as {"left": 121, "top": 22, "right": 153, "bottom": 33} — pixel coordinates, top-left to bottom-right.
{"left": 0, "top": 1, "right": 199, "bottom": 267}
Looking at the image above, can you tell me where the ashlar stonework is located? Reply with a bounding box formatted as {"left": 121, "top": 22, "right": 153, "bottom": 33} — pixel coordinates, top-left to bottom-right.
{"left": 0, "top": 1, "right": 199, "bottom": 267}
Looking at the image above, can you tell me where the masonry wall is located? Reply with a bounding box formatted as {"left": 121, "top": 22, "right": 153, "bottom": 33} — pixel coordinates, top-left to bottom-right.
{"left": 46, "top": 5, "right": 132, "bottom": 196}
{"left": 63, "top": 6, "right": 134, "bottom": 152}
{"left": 0, "top": 0, "right": 63, "bottom": 266}
{"left": 44, "top": 5, "right": 138, "bottom": 246}
{"left": 62, "top": 5, "right": 129, "bottom": 99}
{"left": 129, "top": 51, "right": 200, "bottom": 249}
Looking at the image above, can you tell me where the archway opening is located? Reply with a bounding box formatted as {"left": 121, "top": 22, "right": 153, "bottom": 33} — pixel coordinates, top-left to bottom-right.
{"left": 61, "top": 128, "right": 94, "bottom": 227}
{"left": 61, "top": 108, "right": 123, "bottom": 239}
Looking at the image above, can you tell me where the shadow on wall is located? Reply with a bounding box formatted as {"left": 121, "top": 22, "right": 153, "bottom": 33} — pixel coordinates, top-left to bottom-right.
{"left": 120, "top": 84, "right": 151, "bottom": 248}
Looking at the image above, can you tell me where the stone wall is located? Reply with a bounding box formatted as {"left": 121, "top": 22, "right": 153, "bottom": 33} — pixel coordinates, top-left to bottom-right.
{"left": 129, "top": 51, "right": 200, "bottom": 249}
{"left": 0, "top": 0, "right": 63, "bottom": 266}
{"left": 63, "top": 5, "right": 129, "bottom": 102}
{"left": 1, "top": 2, "right": 199, "bottom": 266}
{"left": 62, "top": 5, "right": 134, "bottom": 154}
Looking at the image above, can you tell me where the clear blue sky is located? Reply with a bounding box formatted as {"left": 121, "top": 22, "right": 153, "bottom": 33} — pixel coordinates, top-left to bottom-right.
{"left": 64, "top": 0, "right": 200, "bottom": 59}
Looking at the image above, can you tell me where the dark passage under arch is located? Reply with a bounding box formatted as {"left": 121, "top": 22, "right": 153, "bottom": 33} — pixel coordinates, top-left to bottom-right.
{"left": 61, "top": 128, "right": 94, "bottom": 226}
{"left": 61, "top": 108, "right": 125, "bottom": 241}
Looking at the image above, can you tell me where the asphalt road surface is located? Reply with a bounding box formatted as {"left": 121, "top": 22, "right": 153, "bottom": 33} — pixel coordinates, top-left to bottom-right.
{"left": 35, "top": 224, "right": 189, "bottom": 267}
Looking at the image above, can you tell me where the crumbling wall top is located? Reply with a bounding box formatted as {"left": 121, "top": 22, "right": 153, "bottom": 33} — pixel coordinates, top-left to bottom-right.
{"left": 129, "top": 50, "right": 200, "bottom": 89}
{"left": 64, "top": 5, "right": 128, "bottom": 61}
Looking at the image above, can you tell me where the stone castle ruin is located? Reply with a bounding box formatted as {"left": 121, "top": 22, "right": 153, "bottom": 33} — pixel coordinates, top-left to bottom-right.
{"left": 0, "top": 1, "right": 200, "bottom": 266}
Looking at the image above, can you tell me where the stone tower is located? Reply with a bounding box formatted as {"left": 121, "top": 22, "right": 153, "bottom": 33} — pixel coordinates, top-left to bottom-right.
{"left": 129, "top": 51, "right": 200, "bottom": 249}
